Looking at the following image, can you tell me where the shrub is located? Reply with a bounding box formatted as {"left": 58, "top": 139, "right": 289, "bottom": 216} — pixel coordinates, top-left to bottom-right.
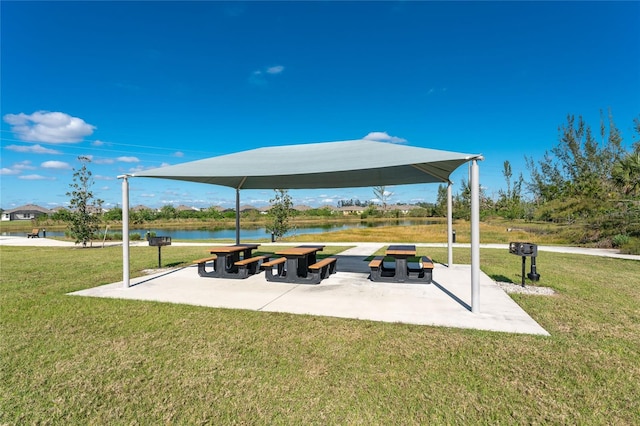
{"left": 612, "top": 234, "right": 630, "bottom": 248}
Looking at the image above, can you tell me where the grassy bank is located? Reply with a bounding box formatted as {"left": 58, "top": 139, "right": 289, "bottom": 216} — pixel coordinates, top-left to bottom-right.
{"left": 1, "top": 244, "right": 639, "bottom": 423}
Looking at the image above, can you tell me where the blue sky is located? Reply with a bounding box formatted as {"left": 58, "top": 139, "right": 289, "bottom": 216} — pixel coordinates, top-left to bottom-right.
{"left": 2, "top": 1, "right": 639, "bottom": 210}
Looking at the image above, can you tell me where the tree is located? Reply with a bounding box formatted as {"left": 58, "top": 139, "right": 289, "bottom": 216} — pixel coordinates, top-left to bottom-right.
{"left": 373, "top": 186, "right": 392, "bottom": 212}
{"left": 612, "top": 152, "right": 640, "bottom": 198}
{"left": 66, "top": 156, "right": 102, "bottom": 247}
{"left": 433, "top": 184, "right": 448, "bottom": 217}
{"left": 496, "top": 160, "right": 525, "bottom": 219}
{"left": 268, "top": 189, "right": 293, "bottom": 240}
{"left": 158, "top": 205, "right": 177, "bottom": 220}
{"left": 526, "top": 112, "right": 624, "bottom": 222}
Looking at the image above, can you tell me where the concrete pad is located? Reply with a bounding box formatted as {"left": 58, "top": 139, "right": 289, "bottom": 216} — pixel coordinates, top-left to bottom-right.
{"left": 69, "top": 245, "right": 550, "bottom": 336}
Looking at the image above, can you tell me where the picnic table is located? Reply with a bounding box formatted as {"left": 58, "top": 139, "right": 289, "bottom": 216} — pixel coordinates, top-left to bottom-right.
{"left": 263, "top": 245, "right": 337, "bottom": 284}
{"left": 369, "top": 244, "right": 434, "bottom": 283}
{"left": 193, "top": 244, "right": 266, "bottom": 279}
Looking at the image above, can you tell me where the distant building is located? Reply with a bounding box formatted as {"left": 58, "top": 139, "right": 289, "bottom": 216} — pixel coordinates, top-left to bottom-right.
{"left": 337, "top": 205, "right": 366, "bottom": 215}
{"left": 238, "top": 205, "right": 259, "bottom": 213}
{"left": 131, "top": 204, "right": 155, "bottom": 212}
{"left": 176, "top": 205, "right": 200, "bottom": 212}
{"left": 1, "top": 204, "right": 52, "bottom": 221}
{"left": 387, "top": 204, "right": 418, "bottom": 214}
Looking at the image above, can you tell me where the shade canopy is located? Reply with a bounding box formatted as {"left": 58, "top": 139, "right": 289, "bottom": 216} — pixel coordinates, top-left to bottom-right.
{"left": 132, "top": 139, "right": 481, "bottom": 189}
{"left": 121, "top": 139, "right": 483, "bottom": 313}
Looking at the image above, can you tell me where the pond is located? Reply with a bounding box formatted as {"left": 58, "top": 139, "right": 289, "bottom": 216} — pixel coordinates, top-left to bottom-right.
{"left": 3, "top": 220, "right": 435, "bottom": 240}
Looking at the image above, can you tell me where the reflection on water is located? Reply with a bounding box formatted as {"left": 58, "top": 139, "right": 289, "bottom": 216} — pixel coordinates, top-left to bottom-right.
{"left": 2, "top": 220, "right": 436, "bottom": 240}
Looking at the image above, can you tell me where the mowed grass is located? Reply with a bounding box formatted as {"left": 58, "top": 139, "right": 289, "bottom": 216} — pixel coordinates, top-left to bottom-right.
{"left": 2, "top": 243, "right": 640, "bottom": 424}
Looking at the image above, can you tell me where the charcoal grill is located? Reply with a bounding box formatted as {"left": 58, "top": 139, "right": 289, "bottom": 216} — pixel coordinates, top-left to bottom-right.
{"left": 149, "top": 236, "right": 171, "bottom": 268}
{"left": 509, "top": 242, "right": 540, "bottom": 286}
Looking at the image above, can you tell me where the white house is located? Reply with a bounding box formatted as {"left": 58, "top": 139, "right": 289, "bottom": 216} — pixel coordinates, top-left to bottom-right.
{"left": 2, "top": 204, "right": 52, "bottom": 221}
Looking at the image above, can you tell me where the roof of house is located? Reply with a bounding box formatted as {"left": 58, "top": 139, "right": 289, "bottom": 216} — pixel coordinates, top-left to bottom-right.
{"left": 4, "top": 204, "right": 52, "bottom": 214}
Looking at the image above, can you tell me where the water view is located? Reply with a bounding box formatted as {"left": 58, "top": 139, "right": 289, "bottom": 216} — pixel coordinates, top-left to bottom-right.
{"left": 3, "top": 220, "right": 433, "bottom": 240}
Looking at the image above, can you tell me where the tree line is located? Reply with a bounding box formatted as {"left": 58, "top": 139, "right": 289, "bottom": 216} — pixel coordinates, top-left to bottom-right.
{"left": 437, "top": 112, "right": 639, "bottom": 246}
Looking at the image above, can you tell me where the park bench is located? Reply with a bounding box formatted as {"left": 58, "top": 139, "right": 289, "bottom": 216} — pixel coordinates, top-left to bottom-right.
{"left": 308, "top": 257, "right": 338, "bottom": 282}
{"left": 193, "top": 255, "right": 218, "bottom": 277}
{"left": 27, "top": 228, "right": 40, "bottom": 238}
{"left": 407, "top": 256, "right": 434, "bottom": 283}
{"left": 261, "top": 257, "right": 287, "bottom": 279}
{"left": 369, "top": 255, "right": 434, "bottom": 283}
{"left": 233, "top": 255, "right": 271, "bottom": 277}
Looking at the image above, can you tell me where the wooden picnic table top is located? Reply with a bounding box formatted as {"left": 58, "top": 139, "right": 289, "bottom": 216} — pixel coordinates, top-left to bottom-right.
{"left": 275, "top": 246, "right": 323, "bottom": 256}
{"left": 385, "top": 245, "right": 416, "bottom": 257}
{"left": 209, "top": 244, "right": 260, "bottom": 254}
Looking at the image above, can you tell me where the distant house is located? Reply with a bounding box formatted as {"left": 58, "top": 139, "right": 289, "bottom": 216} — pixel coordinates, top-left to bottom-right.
{"left": 176, "top": 205, "right": 200, "bottom": 212}
{"left": 1, "top": 204, "right": 52, "bottom": 221}
{"left": 337, "top": 205, "right": 366, "bottom": 215}
{"left": 387, "top": 204, "right": 418, "bottom": 214}
{"left": 238, "top": 205, "right": 259, "bottom": 213}
{"left": 131, "top": 204, "right": 155, "bottom": 212}
{"left": 85, "top": 205, "right": 108, "bottom": 215}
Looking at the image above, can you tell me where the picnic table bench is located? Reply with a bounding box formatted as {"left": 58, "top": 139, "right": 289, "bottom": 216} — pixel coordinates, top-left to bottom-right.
{"left": 27, "top": 228, "right": 40, "bottom": 238}
{"left": 369, "top": 245, "right": 434, "bottom": 283}
{"left": 193, "top": 244, "right": 268, "bottom": 279}
{"left": 263, "top": 246, "right": 337, "bottom": 284}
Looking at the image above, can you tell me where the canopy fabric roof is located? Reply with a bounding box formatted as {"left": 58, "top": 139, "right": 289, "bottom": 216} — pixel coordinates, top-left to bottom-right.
{"left": 133, "top": 139, "right": 481, "bottom": 189}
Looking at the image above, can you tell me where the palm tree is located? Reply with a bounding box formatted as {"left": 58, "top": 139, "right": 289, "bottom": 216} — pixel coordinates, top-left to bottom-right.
{"left": 612, "top": 152, "right": 640, "bottom": 197}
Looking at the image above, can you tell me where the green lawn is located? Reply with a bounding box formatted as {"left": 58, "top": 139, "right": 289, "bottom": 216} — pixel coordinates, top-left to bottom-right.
{"left": 1, "top": 245, "right": 639, "bottom": 424}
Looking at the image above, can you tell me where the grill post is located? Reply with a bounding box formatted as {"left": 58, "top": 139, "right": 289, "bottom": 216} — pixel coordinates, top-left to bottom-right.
{"left": 509, "top": 242, "right": 540, "bottom": 287}
{"left": 149, "top": 236, "right": 172, "bottom": 268}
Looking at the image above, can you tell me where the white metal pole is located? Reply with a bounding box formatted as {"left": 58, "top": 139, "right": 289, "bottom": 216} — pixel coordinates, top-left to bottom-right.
{"left": 121, "top": 176, "right": 130, "bottom": 288}
{"left": 447, "top": 182, "right": 453, "bottom": 267}
{"left": 470, "top": 159, "right": 480, "bottom": 313}
{"left": 235, "top": 188, "right": 240, "bottom": 245}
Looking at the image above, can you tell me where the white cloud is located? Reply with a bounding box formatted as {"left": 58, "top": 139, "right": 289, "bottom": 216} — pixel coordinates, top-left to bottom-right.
{"left": 266, "top": 65, "right": 285, "bottom": 74}
{"left": 14, "top": 161, "right": 36, "bottom": 171}
{"left": 1, "top": 161, "right": 37, "bottom": 175}
{"left": 174, "top": 151, "right": 184, "bottom": 157}
{"left": 0, "top": 168, "right": 19, "bottom": 175}
{"left": 249, "top": 65, "right": 285, "bottom": 86}
{"left": 128, "top": 165, "right": 146, "bottom": 173}
{"left": 94, "top": 175, "right": 115, "bottom": 181}
{"left": 41, "top": 160, "right": 72, "bottom": 169}
{"left": 92, "top": 140, "right": 106, "bottom": 147}
{"left": 363, "top": 131, "right": 408, "bottom": 144}
{"left": 94, "top": 158, "right": 115, "bottom": 165}
{"left": 19, "top": 174, "right": 56, "bottom": 180}
{"left": 3, "top": 111, "right": 96, "bottom": 143}
{"left": 5, "top": 144, "right": 62, "bottom": 154}
{"left": 117, "top": 156, "right": 140, "bottom": 163}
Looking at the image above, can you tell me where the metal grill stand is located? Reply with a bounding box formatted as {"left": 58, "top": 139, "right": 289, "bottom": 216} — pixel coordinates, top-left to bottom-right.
{"left": 509, "top": 242, "right": 541, "bottom": 287}
{"left": 149, "top": 236, "right": 172, "bottom": 268}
